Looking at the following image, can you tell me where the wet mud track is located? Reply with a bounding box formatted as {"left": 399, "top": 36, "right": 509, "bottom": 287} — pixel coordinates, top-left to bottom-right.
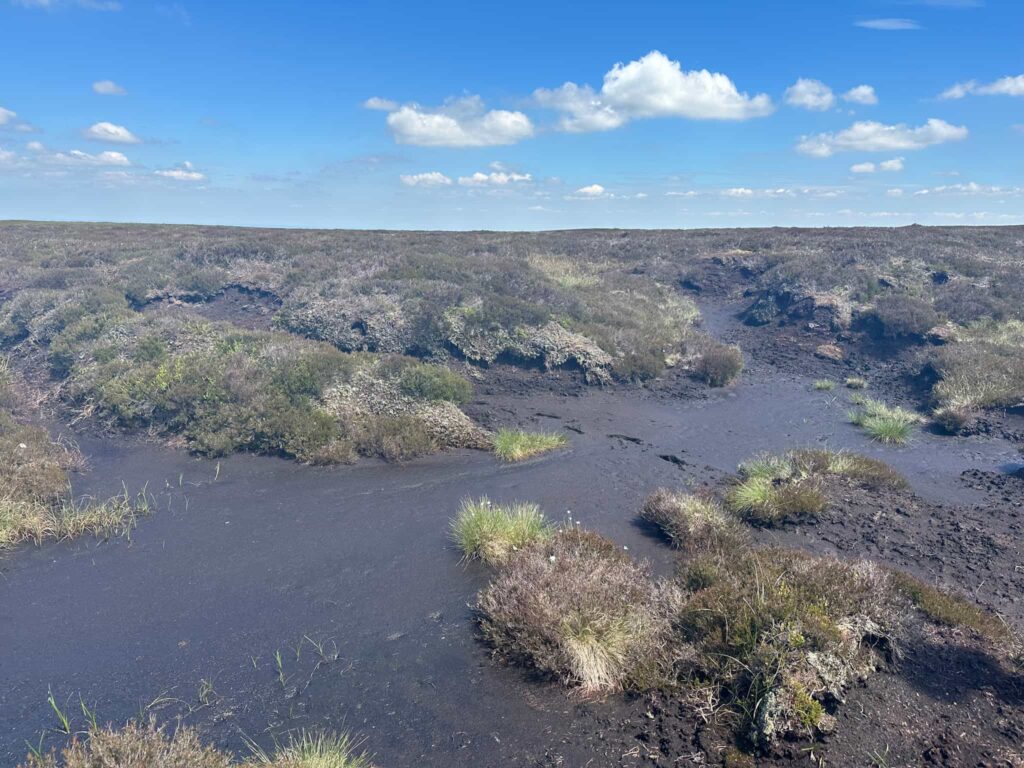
{"left": 2, "top": 339, "right": 1023, "bottom": 765}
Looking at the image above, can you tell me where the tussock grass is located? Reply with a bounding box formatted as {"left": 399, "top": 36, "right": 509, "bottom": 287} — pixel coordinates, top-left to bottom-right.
{"left": 451, "top": 497, "right": 553, "bottom": 566}
{"left": 492, "top": 428, "right": 567, "bottom": 462}
{"left": 725, "top": 449, "right": 907, "bottom": 525}
{"left": 21, "top": 721, "right": 373, "bottom": 768}
{"left": 247, "top": 730, "right": 374, "bottom": 768}
{"left": 694, "top": 343, "right": 744, "bottom": 387}
{"left": 844, "top": 376, "right": 868, "bottom": 390}
{"left": 640, "top": 489, "right": 747, "bottom": 553}
{"left": 848, "top": 396, "right": 922, "bottom": 445}
{"left": 1, "top": 489, "right": 148, "bottom": 549}
{"left": 812, "top": 379, "right": 834, "bottom": 391}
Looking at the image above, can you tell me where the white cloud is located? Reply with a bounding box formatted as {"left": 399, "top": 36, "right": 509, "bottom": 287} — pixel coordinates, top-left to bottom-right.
{"left": 154, "top": 161, "right": 205, "bottom": 181}
{"left": 855, "top": 18, "right": 921, "bottom": 30}
{"left": 0, "top": 147, "right": 15, "bottom": 163}
{"left": 571, "top": 184, "right": 607, "bottom": 198}
{"left": 666, "top": 190, "right": 699, "bottom": 197}
{"left": 912, "top": 181, "right": 1023, "bottom": 196}
{"left": 723, "top": 187, "right": 754, "bottom": 197}
{"left": 940, "top": 75, "right": 1024, "bottom": 99}
{"left": 852, "top": 157, "right": 903, "bottom": 173}
{"left": 843, "top": 85, "right": 878, "bottom": 105}
{"left": 363, "top": 96, "right": 398, "bottom": 111}
{"left": 534, "top": 50, "right": 773, "bottom": 133}
{"left": 399, "top": 171, "right": 452, "bottom": 187}
{"left": 784, "top": 79, "right": 835, "bottom": 111}
{"left": 886, "top": 188, "right": 905, "bottom": 197}
{"left": 26, "top": 140, "right": 45, "bottom": 152}
{"left": 457, "top": 170, "right": 532, "bottom": 186}
{"left": 84, "top": 121, "right": 141, "bottom": 143}
{"left": 49, "top": 149, "right": 130, "bottom": 166}
{"left": 0, "top": 107, "right": 16, "bottom": 125}
{"left": 797, "top": 118, "right": 967, "bottom": 156}
{"left": 385, "top": 96, "right": 534, "bottom": 147}
{"left": 92, "top": 80, "right": 127, "bottom": 95}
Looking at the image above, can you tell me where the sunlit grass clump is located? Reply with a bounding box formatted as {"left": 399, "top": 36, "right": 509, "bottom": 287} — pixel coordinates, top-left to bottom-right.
{"left": 20, "top": 720, "right": 373, "bottom": 768}
{"left": 248, "top": 729, "right": 374, "bottom": 768}
{"left": 640, "top": 488, "right": 747, "bottom": 553}
{"left": 848, "top": 395, "right": 923, "bottom": 444}
{"left": 1, "top": 489, "right": 148, "bottom": 549}
{"left": 492, "top": 428, "right": 567, "bottom": 462}
{"left": 812, "top": 379, "right": 834, "bottom": 391}
{"left": 844, "top": 376, "right": 868, "bottom": 390}
{"left": 451, "top": 496, "right": 554, "bottom": 566}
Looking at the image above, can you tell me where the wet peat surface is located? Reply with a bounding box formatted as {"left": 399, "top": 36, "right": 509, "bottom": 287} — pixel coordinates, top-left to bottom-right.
{"left": 2, "top": 303, "right": 1024, "bottom": 767}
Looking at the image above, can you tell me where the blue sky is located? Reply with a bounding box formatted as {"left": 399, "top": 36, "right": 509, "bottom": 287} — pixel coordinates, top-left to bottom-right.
{"left": 1, "top": 0, "right": 1022, "bottom": 230}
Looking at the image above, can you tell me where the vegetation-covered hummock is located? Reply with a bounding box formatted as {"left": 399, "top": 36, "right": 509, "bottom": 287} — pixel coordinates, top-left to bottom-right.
{"left": 491, "top": 428, "right": 567, "bottom": 462}
{"left": 724, "top": 449, "right": 906, "bottom": 525}
{"left": 21, "top": 721, "right": 374, "bottom": 768}
{"left": 451, "top": 496, "right": 554, "bottom": 566}
{"left": 468, "top": 493, "right": 1018, "bottom": 751}
{"left": 0, "top": 360, "right": 145, "bottom": 549}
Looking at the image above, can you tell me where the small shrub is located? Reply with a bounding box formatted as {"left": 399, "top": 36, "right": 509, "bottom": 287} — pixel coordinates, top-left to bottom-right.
{"left": 492, "top": 428, "right": 567, "bottom": 462}
{"left": 451, "top": 497, "right": 554, "bottom": 566}
{"left": 477, "top": 529, "right": 679, "bottom": 694}
{"left": 398, "top": 363, "right": 472, "bottom": 404}
{"left": 869, "top": 294, "right": 940, "bottom": 339}
{"left": 812, "top": 379, "right": 834, "bottom": 391}
{"left": 352, "top": 414, "right": 437, "bottom": 462}
{"left": 640, "top": 489, "right": 748, "bottom": 553}
{"left": 694, "top": 343, "right": 743, "bottom": 387}
{"left": 844, "top": 376, "right": 868, "bottom": 390}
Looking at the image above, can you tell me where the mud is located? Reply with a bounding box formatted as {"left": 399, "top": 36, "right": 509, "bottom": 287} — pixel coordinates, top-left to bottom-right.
{"left": 2, "top": 294, "right": 1023, "bottom": 767}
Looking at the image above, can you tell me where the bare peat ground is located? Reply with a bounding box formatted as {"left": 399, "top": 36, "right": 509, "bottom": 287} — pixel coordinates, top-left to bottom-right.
{"left": 1, "top": 294, "right": 1023, "bottom": 767}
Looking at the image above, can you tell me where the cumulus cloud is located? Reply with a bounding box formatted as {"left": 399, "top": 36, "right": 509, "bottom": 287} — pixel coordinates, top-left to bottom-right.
{"left": 843, "top": 85, "right": 878, "bottom": 105}
{"left": 569, "top": 184, "right": 608, "bottom": 199}
{"left": 723, "top": 187, "right": 754, "bottom": 197}
{"left": 85, "top": 121, "right": 140, "bottom": 143}
{"left": 154, "top": 161, "right": 205, "bottom": 181}
{"left": 26, "top": 140, "right": 45, "bottom": 152}
{"left": 399, "top": 171, "right": 453, "bottom": 187}
{"left": 383, "top": 96, "right": 534, "bottom": 147}
{"left": 797, "top": 119, "right": 967, "bottom": 156}
{"left": 855, "top": 18, "right": 920, "bottom": 30}
{"left": 784, "top": 79, "right": 835, "bottom": 111}
{"left": 0, "top": 107, "right": 16, "bottom": 125}
{"left": 886, "top": 188, "right": 905, "bottom": 197}
{"left": 457, "top": 170, "right": 531, "bottom": 186}
{"left": 363, "top": 96, "right": 398, "bottom": 111}
{"left": 49, "top": 149, "right": 130, "bottom": 166}
{"left": 534, "top": 50, "right": 773, "bottom": 133}
{"left": 940, "top": 75, "right": 1024, "bottom": 99}
{"left": 92, "top": 80, "right": 127, "bottom": 95}
{"left": 851, "top": 162, "right": 876, "bottom": 173}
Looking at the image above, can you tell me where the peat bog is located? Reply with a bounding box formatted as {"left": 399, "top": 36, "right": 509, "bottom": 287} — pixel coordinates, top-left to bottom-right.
{"left": 0, "top": 223, "right": 1022, "bottom": 767}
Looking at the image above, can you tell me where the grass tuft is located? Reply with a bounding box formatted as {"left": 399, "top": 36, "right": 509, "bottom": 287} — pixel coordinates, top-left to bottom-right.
{"left": 848, "top": 396, "right": 922, "bottom": 445}
{"left": 248, "top": 730, "right": 374, "bottom": 768}
{"left": 890, "top": 571, "right": 1016, "bottom": 647}
{"left": 639, "top": 489, "right": 747, "bottom": 553}
{"left": 844, "top": 376, "right": 868, "bottom": 390}
{"left": 492, "top": 428, "right": 567, "bottom": 462}
{"left": 451, "top": 496, "right": 554, "bottom": 566}
{"left": 812, "top": 379, "right": 835, "bottom": 391}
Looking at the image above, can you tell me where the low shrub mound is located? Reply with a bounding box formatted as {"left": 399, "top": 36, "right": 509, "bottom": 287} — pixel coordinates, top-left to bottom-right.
{"left": 844, "top": 376, "right": 868, "bottom": 390}
{"left": 847, "top": 396, "right": 923, "bottom": 444}
{"left": 451, "top": 497, "right": 553, "bottom": 566}
{"left": 477, "top": 528, "right": 681, "bottom": 694}
{"left": 679, "top": 548, "right": 902, "bottom": 745}
{"left": 725, "top": 450, "right": 907, "bottom": 525}
{"left": 868, "top": 294, "right": 940, "bottom": 339}
{"left": 930, "top": 319, "right": 1024, "bottom": 432}
{"left": 812, "top": 379, "right": 834, "bottom": 391}
{"left": 21, "top": 721, "right": 373, "bottom": 768}
{"left": 491, "top": 428, "right": 567, "bottom": 462}
{"left": 640, "top": 489, "right": 748, "bottom": 553}
{"left": 22, "top": 296, "right": 488, "bottom": 464}
{"left": 693, "top": 342, "right": 744, "bottom": 387}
